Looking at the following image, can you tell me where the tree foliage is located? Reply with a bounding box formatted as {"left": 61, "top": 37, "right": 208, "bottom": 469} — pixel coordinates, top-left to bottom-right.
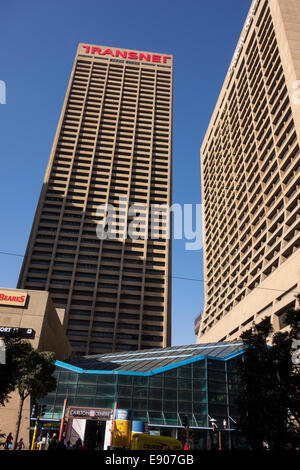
{"left": 0, "top": 338, "right": 27, "bottom": 406}
{"left": 237, "top": 298, "right": 300, "bottom": 450}
{"left": 0, "top": 337, "right": 57, "bottom": 449}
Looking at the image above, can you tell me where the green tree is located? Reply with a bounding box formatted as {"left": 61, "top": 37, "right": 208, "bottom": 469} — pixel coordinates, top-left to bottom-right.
{"left": 0, "top": 338, "right": 25, "bottom": 405}
{"left": 0, "top": 338, "right": 56, "bottom": 450}
{"left": 237, "top": 299, "right": 300, "bottom": 450}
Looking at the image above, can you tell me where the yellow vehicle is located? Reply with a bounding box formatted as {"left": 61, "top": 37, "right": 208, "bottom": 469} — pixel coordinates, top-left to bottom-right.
{"left": 130, "top": 433, "right": 182, "bottom": 450}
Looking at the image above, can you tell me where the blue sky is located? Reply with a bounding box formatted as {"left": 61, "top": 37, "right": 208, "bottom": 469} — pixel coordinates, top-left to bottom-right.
{"left": 0, "top": 0, "right": 251, "bottom": 346}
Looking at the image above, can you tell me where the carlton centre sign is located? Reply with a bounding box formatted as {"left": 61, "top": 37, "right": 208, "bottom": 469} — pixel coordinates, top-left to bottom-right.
{"left": 79, "top": 44, "right": 172, "bottom": 64}
{"left": 68, "top": 407, "right": 113, "bottom": 420}
{"left": 0, "top": 290, "right": 28, "bottom": 307}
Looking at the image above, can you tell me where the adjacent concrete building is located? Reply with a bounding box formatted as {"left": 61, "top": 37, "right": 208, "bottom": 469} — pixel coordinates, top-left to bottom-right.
{"left": 198, "top": 0, "right": 300, "bottom": 343}
{"left": 18, "top": 44, "right": 173, "bottom": 356}
{"left": 0, "top": 287, "right": 71, "bottom": 449}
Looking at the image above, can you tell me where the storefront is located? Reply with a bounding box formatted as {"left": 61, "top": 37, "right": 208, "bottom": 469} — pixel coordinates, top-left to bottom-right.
{"left": 34, "top": 342, "right": 250, "bottom": 450}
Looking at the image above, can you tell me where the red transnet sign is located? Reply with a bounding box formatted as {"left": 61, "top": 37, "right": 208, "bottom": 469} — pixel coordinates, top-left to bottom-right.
{"left": 80, "top": 45, "right": 172, "bottom": 64}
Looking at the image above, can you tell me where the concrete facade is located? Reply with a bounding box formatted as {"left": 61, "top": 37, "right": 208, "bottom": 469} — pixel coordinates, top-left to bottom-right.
{"left": 0, "top": 288, "right": 71, "bottom": 449}
{"left": 18, "top": 44, "right": 173, "bottom": 356}
{"left": 198, "top": 0, "right": 300, "bottom": 343}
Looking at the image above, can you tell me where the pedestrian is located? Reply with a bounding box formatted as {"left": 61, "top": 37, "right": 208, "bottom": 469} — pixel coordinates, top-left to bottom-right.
{"left": 5, "top": 432, "right": 13, "bottom": 450}
{"left": 73, "top": 438, "right": 84, "bottom": 450}
{"left": 48, "top": 433, "right": 58, "bottom": 451}
{"left": 262, "top": 440, "right": 270, "bottom": 450}
{"left": 17, "top": 438, "right": 25, "bottom": 450}
{"left": 65, "top": 440, "right": 72, "bottom": 450}
{"left": 56, "top": 439, "right": 66, "bottom": 451}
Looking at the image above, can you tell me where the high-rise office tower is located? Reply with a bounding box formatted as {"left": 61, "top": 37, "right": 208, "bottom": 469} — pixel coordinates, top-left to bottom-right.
{"left": 198, "top": 0, "right": 300, "bottom": 343}
{"left": 18, "top": 44, "right": 173, "bottom": 355}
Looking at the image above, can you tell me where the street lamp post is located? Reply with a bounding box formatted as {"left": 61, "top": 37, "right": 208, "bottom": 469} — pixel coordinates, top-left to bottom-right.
{"left": 209, "top": 418, "right": 227, "bottom": 451}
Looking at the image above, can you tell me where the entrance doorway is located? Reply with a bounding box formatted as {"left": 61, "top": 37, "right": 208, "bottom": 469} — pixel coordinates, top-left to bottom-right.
{"left": 84, "top": 420, "right": 106, "bottom": 450}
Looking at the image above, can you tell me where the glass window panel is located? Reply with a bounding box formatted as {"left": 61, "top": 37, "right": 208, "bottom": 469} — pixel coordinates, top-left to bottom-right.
{"left": 227, "top": 374, "right": 241, "bottom": 385}
{"left": 148, "top": 388, "right": 162, "bottom": 400}
{"left": 193, "top": 360, "right": 206, "bottom": 370}
{"left": 59, "top": 371, "right": 78, "bottom": 384}
{"left": 229, "top": 395, "right": 239, "bottom": 408}
{"left": 193, "top": 391, "right": 207, "bottom": 402}
{"left": 227, "top": 357, "right": 242, "bottom": 373}
{"left": 64, "top": 396, "right": 76, "bottom": 407}
{"left": 148, "top": 411, "right": 164, "bottom": 424}
{"left": 178, "top": 401, "right": 192, "bottom": 413}
{"left": 193, "top": 368, "right": 206, "bottom": 380}
{"left": 53, "top": 406, "right": 64, "bottom": 419}
{"left": 54, "top": 396, "right": 68, "bottom": 406}
{"left": 164, "top": 412, "right": 178, "bottom": 425}
{"left": 207, "top": 370, "right": 226, "bottom": 382}
{"left": 193, "top": 402, "right": 207, "bottom": 414}
{"left": 178, "top": 390, "right": 192, "bottom": 401}
{"left": 76, "top": 384, "right": 96, "bottom": 396}
{"left": 57, "top": 384, "right": 77, "bottom": 395}
{"left": 132, "top": 399, "right": 147, "bottom": 410}
{"left": 194, "top": 414, "right": 207, "bottom": 427}
{"left": 42, "top": 411, "right": 54, "bottom": 420}
{"left": 148, "top": 400, "right": 162, "bottom": 411}
{"left": 74, "top": 396, "right": 95, "bottom": 407}
{"left": 133, "top": 411, "right": 148, "bottom": 421}
{"left": 208, "top": 404, "right": 227, "bottom": 416}
{"left": 78, "top": 374, "right": 98, "bottom": 385}
{"left": 193, "top": 379, "right": 207, "bottom": 391}
{"left": 94, "top": 398, "right": 114, "bottom": 409}
{"left": 164, "top": 377, "right": 177, "bottom": 389}
{"left": 132, "top": 387, "right": 148, "bottom": 400}
{"left": 178, "top": 365, "right": 192, "bottom": 378}
{"left": 117, "top": 385, "right": 132, "bottom": 398}
{"left": 149, "top": 375, "right": 163, "bottom": 388}
{"left": 208, "top": 393, "right": 228, "bottom": 404}
{"left": 41, "top": 396, "right": 56, "bottom": 405}
{"left": 229, "top": 405, "right": 239, "bottom": 417}
{"left": 164, "top": 400, "right": 177, "bottom": 412}
{"left": 208, "top": 381, "right": 227, "bottom": 393}
{"left": 117, "top": 375, "right": 133, "bottom": 386}
{"left": 164, "top": 368, "right": 177, "bottom": 377}
{"left": 163, "top": 389, "right": 177, "bottom": 401}
{"left": 228, "top": 383, "right": 240, "bottom": 393}
{"left": 207, "top": 359, "right": 225, "bottom": 371}
{"left": 96, "top": 384, "right": 116, "bottom": 397}
{"left": 117, "top": 397, "right": 132, "bottom": 409}
{"left": 98, "top": 374, "right": 116, "bottom": 385}
{"left": 133, "top": 376, "right": 148, "bottom": 386}
{"left": 178, "top": 378, "right": 192, "bottom": 390}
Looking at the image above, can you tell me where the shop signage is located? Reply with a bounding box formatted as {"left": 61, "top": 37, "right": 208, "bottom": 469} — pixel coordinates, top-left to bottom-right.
{"left": 80, "top": 45, "right": 172, "bottom": 64}
{"left": 68, "top": 407, "right": 113, "bottom": 420}
{"left": 0, "top": 326, "right": 35, "bottom": 339}
{"left": 0, "top": 290, "right": 28, "bottom": 307}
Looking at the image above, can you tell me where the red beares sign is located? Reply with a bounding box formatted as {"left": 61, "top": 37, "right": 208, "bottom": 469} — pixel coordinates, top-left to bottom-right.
{"left": 80, "top": 44, "right": 172, "bottom": 64}
{"left": 0, "top": 290, "right": 28, "bottom": 307}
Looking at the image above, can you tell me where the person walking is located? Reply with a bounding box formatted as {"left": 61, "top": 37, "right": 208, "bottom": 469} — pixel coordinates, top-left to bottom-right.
{"left": 48, "top": 433, "right": 58, "bottom": 451}
{"left": 17, "top": 438, "right": 25, "bottom": 450}
{"left": 5, "top": 432, "right": 13, "bottom": 450}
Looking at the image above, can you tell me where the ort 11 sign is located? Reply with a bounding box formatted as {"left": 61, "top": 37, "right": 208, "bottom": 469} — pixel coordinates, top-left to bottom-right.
{"left": 0, "top": 326, "right": 35, "bottom": 339}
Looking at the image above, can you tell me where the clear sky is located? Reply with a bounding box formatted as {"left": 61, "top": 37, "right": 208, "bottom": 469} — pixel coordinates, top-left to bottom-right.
{"left": 0, "top": 0, "right": 251, "bottom": 346}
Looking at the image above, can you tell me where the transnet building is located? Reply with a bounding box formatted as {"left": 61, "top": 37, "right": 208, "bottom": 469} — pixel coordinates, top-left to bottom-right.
{"left": 35, "top": 342, "right": 249, "bottom": 450}
{"left": 18, "top": 44, "right": 173, "bottom": 356}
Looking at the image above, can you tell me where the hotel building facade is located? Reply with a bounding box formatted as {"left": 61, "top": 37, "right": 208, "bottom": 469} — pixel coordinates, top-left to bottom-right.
{"left": 198, "top": 0, "right": 300, "bottom": 343}
{"left": 18, "top": 44, "right": 173, "bottom": 355}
